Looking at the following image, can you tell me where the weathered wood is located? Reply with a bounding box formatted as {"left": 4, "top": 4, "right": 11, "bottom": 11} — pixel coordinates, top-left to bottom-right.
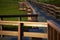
{"left": 0, "top": 31, "right": 18, "bottom": 36}
{"left": 24, "top": 32, "right": 48, "bottom": 38}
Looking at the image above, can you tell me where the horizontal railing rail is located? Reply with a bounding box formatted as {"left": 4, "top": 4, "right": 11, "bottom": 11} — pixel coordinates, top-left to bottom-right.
{"left": 0, "top": 21, "right": 48, "bottom": 27}
{"left": 0, "top": 21, "right": 48, "bottom": 40}
{"left": 0, "top": 14, "right": 38, "bottom": 17}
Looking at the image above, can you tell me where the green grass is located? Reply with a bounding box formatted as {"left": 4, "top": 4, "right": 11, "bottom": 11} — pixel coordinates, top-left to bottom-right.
{"left": 0, "top": 0, "right": 28, "bottom": 30}
{"left": 0, "top": 0, "right": 27, "bottom": 21}
{"left": 0, "top": 0, "right": 26, "bottom": 15}
{"left": 36, "top": 0, "right": 60, "bottom": 7}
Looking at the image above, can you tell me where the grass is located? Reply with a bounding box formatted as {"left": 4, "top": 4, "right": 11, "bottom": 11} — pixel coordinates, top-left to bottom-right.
{"left": 0, "top": 0, "right": 28, "bottom": 30}
{"left": 0, "top": 0, "right": 27, "bottom": 21}
{"left": 0, "top": 0, "right": 26, "bottom": 15}
{"left": 36, "top": 0, "right": 60, "bottom": 7}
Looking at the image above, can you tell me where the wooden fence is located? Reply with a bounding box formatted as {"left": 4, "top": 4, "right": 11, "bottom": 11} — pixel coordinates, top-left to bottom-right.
{"left": 0, "top": 14, "right": 60, "bottom": 40}
{"left": 29, "top": 1, "right": 60, "bottom": 40}
{"left": 0, "top": 14, "right": 47, "bottom": 40}
{"left": 48, "top": 20, "right": 60, "bottom": 40}
{"left": 30, "top": 0, "right": 60, "bottom": 21}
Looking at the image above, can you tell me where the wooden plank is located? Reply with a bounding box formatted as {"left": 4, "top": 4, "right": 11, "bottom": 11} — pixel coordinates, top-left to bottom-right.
{"left": 53, "top": 29, "right": 55, "bottom": 40}
{"left": 50, "top": 27, "right": 53, "bottom": 40}
{"left": 48, "top": 25, "right": 51, "bottom": 40}
{"left": 18, "top": 23, "right": 21, "bottom": 40}
{"left": 0, "top": 22, "right": 19, "bottom": 26}
{"left": 54, "top": 30, "right": 57, "bottom": 40}
{"left": 57, "top": 32, "right": 60, "bottom": 40}
{"left": 56, "top": 7, "right": 60, "bottom": 10}
{"left": 18, "top": 17, "right": 22, "bottom": 40}
{"left": 24, "top": 32, "right": 48, "bottom": 38}
{"left": 23, "top": 22, "right": 48, "bottom": 27}
{"left": 19, "top": 8, "right": 26, "bottom": 11}
{"left": 18, "top": 2, "right": 24, "bottom": 4}
{"left": 47, "top": 20, "right": 60, "bottom": 33}
{"left": 0, "top": 18, "right": 3, "bottom": 37}
{"left": 27, "top": 12, "right": 32, "bottom": 21}
{"left": 0, "top": 31, "right": 18, "bottom": 36}
{"left": 0, "top": 21, "right": 48, "bottom": 27}
{"left": 22, "top": 21, "right": 48, "bottom": 27}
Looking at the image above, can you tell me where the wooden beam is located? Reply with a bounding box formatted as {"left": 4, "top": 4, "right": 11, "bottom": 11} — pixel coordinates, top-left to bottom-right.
{"left": 0, "top": 31, "right": 18, "bottom": 36}
{"left": 22, "top": 21, "right": 48, "bottom": 27}
{"left": 0, "top": 21, "right": 48, "bottom": 27}
{"left": 19, "top": 8, "right": 26, "bottom": 11}
{"left": 24, "top": 32, "right": 48, "bottom": 38}
{"left": 0, "top": 21, "right": 19, "bottom": 26}
{"left": 47, "top": 20, "right": 60, "bottom": 33}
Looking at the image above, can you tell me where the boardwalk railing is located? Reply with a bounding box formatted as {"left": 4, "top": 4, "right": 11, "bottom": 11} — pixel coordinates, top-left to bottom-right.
{"left": 0, "top": 14, "right": 38, "bottom": 40}
{"left": 0, "top": 14, "right": 60, "bottom": 40}
{"left": 0, "top": 14, "right": 48, "bottom": 40}
{"left": 48, "top": 20, "right": 60, "bottom": 40}
{"left": 18, "top": 1, "right": 31, "bottom": 11}
{"left": 30, "top": 0, "right": 60, "bottom": 21}
{"left": 18, "top": 2, "right": 26, "bottom": 11}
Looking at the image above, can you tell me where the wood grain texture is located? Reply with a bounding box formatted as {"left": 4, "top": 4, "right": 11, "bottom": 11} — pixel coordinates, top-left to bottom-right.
{"left": 24, "top": 32, "right": 48, "bottom": 38}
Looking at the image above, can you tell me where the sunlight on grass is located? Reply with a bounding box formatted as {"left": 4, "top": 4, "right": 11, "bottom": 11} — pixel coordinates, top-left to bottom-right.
{"left": 0, "top": 0, "right": 28, "bottom": 29}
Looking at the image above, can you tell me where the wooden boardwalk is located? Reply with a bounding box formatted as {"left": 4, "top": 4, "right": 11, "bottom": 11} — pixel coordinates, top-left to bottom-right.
{"left": 0, "top": 0, "right": 60, "bottom": 40}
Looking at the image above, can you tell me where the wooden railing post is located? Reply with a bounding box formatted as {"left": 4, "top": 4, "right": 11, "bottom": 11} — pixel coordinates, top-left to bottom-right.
{"left": 18, "top": 23, "right": 23, "bottom": 40}
{"left": 53, "top": 29, "right": 57, "bottom": 40}
{"left": 18, "top": 17, "right": 22, "bottom": 40}
{"left": 57, "top": 32, "right": 60, "bottom": 40}
{"left": 27, "top": 7, "right": 32, "bottom": 21}
{"left": 48, "top": 24, "right": 54, "bottom": 40}
{"left": 0, "top": 17, "right": 3, "bottom": 37}
{"left": 48, "top": 25, "right": 51, "bottom": 40}
{"left": 48, "top": 21, "right": 60, "bottom": 40}
{"left": 18, "top": 2, "right": 26, "bottom": 11}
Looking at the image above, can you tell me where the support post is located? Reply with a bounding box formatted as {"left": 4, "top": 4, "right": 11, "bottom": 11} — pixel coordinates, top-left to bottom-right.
{"left": 18, "top": 17, "right": 22, "bottom": 40}
{"left": 0, "top": 18, "right": 3, "bottom": 38}
{"left": 57, "top": 32, "right": 60, "bottom": 40}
